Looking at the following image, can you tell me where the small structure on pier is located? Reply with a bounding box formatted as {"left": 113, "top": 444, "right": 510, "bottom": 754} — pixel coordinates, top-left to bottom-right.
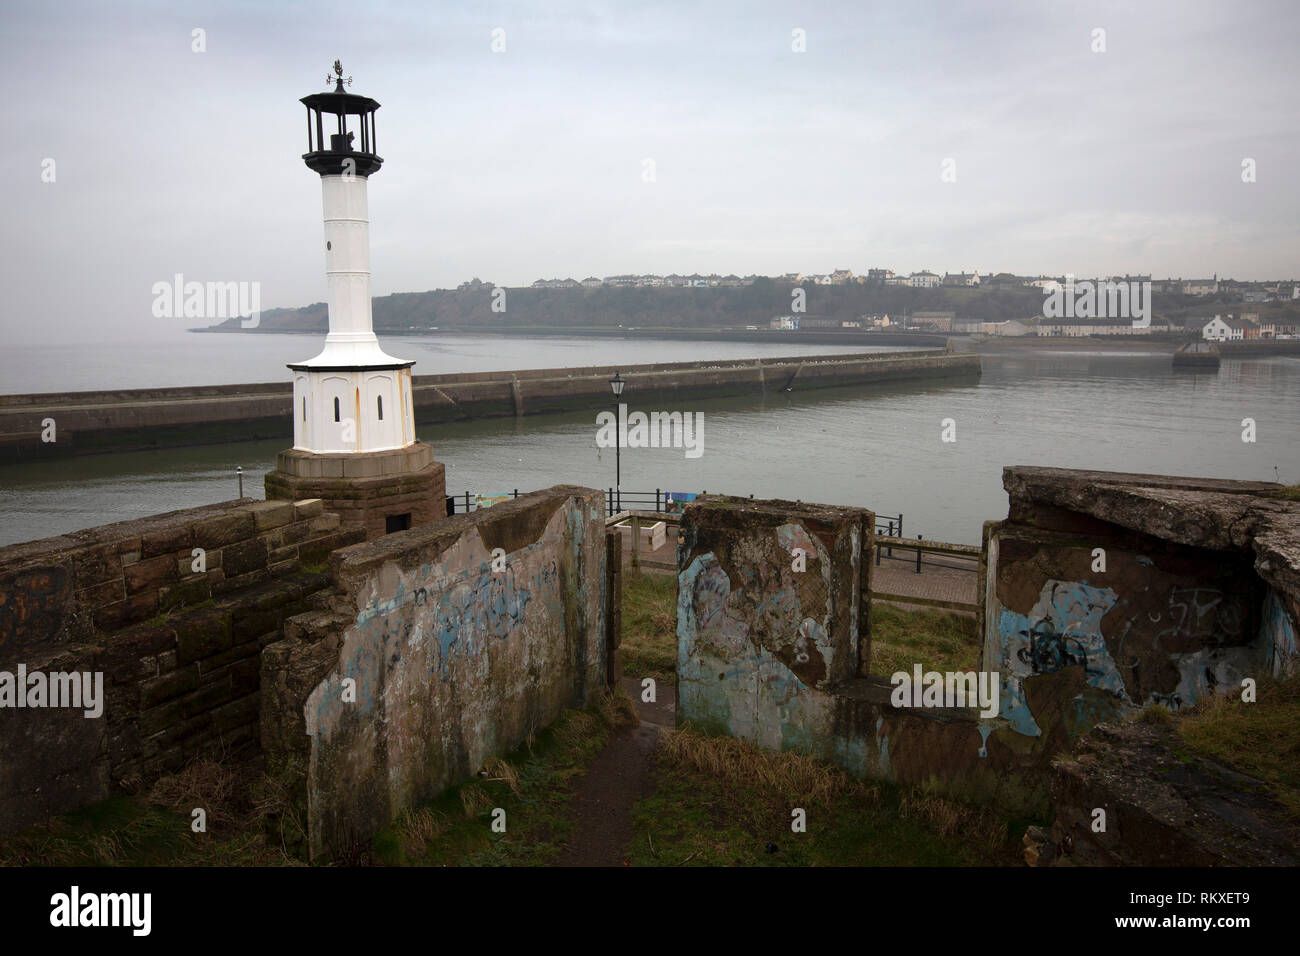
{"left": 264, "top": 64, "right": 446, "bottom": 538}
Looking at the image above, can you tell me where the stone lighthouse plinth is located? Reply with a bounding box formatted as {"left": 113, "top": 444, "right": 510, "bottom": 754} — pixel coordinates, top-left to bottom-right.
{"left": 264, "top": 63, "right": 445, "bottom": 539}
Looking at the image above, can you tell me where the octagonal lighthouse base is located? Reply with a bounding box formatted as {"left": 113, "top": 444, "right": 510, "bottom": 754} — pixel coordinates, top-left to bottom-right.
{"left": 263, "top": 441, "right": 446, "bottom": 541}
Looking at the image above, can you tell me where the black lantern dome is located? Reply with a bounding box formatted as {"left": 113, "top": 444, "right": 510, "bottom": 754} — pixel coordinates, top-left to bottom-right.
{"left": 300, "top": 61, "right": 383, "bottom": 177}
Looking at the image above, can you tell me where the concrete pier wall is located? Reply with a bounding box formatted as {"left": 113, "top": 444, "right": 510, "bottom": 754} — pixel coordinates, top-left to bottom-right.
{"left": 0, "top": 350, "right": 979, "bottom": 462}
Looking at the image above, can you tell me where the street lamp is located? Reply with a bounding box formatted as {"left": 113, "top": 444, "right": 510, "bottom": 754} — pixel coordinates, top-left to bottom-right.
{"left": 609, "top": 372, "right": 625, "bottom": 512}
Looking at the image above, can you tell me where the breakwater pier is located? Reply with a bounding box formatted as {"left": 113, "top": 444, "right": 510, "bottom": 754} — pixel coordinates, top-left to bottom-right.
{"left": 0, "top": 349, "right": 979, "bottom": 462}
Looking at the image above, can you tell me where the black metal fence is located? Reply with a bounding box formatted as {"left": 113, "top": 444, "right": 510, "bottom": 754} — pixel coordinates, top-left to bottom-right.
{"left": 446, "top": 487, "right": 904, "bottom": 540}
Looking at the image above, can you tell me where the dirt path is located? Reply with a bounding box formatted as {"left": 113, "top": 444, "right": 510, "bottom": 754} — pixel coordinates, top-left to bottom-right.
{"left": 555, "top": 678, "right": 675, "bottom": 866}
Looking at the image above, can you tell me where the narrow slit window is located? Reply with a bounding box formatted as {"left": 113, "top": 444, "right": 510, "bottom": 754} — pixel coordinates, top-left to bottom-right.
{"left": 377, "top": 395, "right": 384, "bottom": 420}
{"left": 302, "top": 397, "right": 306, "bottom": 422}
{"left": 333, "top": 397, "right": 340, "bottom": 422}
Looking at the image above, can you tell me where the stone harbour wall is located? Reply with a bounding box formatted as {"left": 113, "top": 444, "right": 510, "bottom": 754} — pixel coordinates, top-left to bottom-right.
{"left": 0, "top": 498, "right": 362, "bottom": 834}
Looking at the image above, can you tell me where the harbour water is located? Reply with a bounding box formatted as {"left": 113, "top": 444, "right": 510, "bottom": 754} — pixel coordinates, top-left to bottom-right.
{"left": 1, "top": 337, "right": 1297, "bottom": 548}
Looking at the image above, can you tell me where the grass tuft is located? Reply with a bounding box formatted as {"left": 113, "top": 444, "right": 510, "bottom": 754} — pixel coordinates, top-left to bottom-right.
{"left": 620, "top": 571, "right": 678, "bottom": 684}
{"left": 868, "top": 603, "right": 980, "bottom": 675}
{"left": 660, "top": 728, "right": 872, "bottom": 808}
{"left": 1137, "top": 702, "right": 1173, "bottom": 725}
{"left": 898, "top": 790, "right": 1007, "bottom": 850}
{"left": 1177, "top": 675, "right": 1300, "bottom": 819}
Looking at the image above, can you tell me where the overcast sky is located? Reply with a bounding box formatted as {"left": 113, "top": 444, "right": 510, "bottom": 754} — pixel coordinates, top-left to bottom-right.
{"left": 4, "top": 0, "right": 1298, "bottom": 343}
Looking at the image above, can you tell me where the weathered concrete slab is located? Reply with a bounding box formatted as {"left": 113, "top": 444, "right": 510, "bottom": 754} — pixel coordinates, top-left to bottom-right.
{"left": 1047, "top": 720, "right": 1299, "bottom": 866}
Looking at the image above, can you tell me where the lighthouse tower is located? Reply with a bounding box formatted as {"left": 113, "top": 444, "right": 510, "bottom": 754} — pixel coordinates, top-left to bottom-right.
{"left": 264, "top": 64, "right": 445, "bottom": 538}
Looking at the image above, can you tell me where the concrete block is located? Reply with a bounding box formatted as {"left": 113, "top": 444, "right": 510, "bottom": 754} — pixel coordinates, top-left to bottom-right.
{"left": 308, "top": 514, "right": 341, "bottom": 533}
{"left": 124, "top": 553, "right": 178, "bottom": 595}
{"left": 140, "top": 665, "right": 200, "bottom": 709}
{"left": 141, "top": 524, "right": 194, "bottom": 560}
{"left": 294, "top": 499, "right": 325, "bottom": 519}
{"left": 220, "top": 537, "right": 268, "bottom": 578}
{"left": 193, "top": 512, "right": 257, "bottom": 550}
{"left": 175, "top": 612, "right": 233, "bottom": 664}
{"left": 250, "top": 500, "right": 295, "bottom": 531}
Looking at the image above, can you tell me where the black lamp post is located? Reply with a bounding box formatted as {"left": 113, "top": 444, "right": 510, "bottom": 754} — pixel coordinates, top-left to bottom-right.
{"left": 609, "top": 371, "right": 625, "bottom": 511}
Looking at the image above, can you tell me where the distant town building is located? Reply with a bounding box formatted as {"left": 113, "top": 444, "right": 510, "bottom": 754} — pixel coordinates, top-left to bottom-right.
{"left": 982, "top": 273, "right": 1022, "bottom": 290}
{"left": 1183, "top": 277, "right": 1219, "bottom": 296}
{"left": 1040, "top": 318, "right": 1165, "bottom": 337}
{"left": 942, "top": 271, "right": 980, "bottom": 287}
{"left": 1026, "top": 277, "right": 1064, "bottom": 294}
{"left": 1202, "top": 315, "right": 1241, "bottom": 341}
{"left": 997, "top": 319, "right": 1034, "bottom": 337}
{"left": 911, "top": 310, "right": 955, "bottom": 332}
{"left": 771, "top": 315, "right": 799, "bottom": 330}
{"left": 909, "top": 270, "right": 941, "bottom": 289}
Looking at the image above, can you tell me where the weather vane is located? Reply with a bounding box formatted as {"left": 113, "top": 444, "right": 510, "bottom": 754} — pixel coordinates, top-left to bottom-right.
{"left": 327, "top": 59, "right": 353, "bottom": 90}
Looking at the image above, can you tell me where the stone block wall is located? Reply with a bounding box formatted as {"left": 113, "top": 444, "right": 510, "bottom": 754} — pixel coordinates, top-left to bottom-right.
{"left": 0, "top": 498, "right": 363, "bottom": 834}
{"left": 264, "top": 442, "right": 447, "bottom": 541}
{"left": 260, "top": 485, "right": 611, "bottom": 861}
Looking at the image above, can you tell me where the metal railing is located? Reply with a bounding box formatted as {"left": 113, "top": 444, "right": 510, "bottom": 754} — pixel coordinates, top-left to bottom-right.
{"left": 448, "top": 486, "right": 907, "bottom": 536}
{"left": 875, "top": 533, "right": 980, "bottom": 574}
{"left": 446, "top": 490, "right": 521, "bottom": 515}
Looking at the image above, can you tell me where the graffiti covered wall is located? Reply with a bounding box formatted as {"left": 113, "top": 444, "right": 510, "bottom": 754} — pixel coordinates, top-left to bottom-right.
{"left": 261, "top": 485, "right": 609, "bottom": 860}
{"left": 676, "top": 495, "right": 1049, "bottom": 813}
{"left": 676, "top": 496, "right": 872, "bottom": 756}
{"left": 983, "top": 525, "right": 1266, "bottom": 747}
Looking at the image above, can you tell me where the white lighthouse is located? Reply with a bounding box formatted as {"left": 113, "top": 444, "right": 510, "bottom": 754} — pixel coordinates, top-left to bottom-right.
{"left": 291, "top": 62, "right": 413, "bottom": 454}
{"left": 265, "top": 63, "right": 446, "bottom": 538}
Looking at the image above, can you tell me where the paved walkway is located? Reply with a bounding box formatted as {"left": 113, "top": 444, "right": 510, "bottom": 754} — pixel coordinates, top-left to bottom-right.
{"left": 872, "top": 551, "right": 979, "bottom": 610}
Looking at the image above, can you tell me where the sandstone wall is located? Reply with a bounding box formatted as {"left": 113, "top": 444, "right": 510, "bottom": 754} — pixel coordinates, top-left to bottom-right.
{"left": 0, "top": 498, "right": 362, "bottom": 833}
